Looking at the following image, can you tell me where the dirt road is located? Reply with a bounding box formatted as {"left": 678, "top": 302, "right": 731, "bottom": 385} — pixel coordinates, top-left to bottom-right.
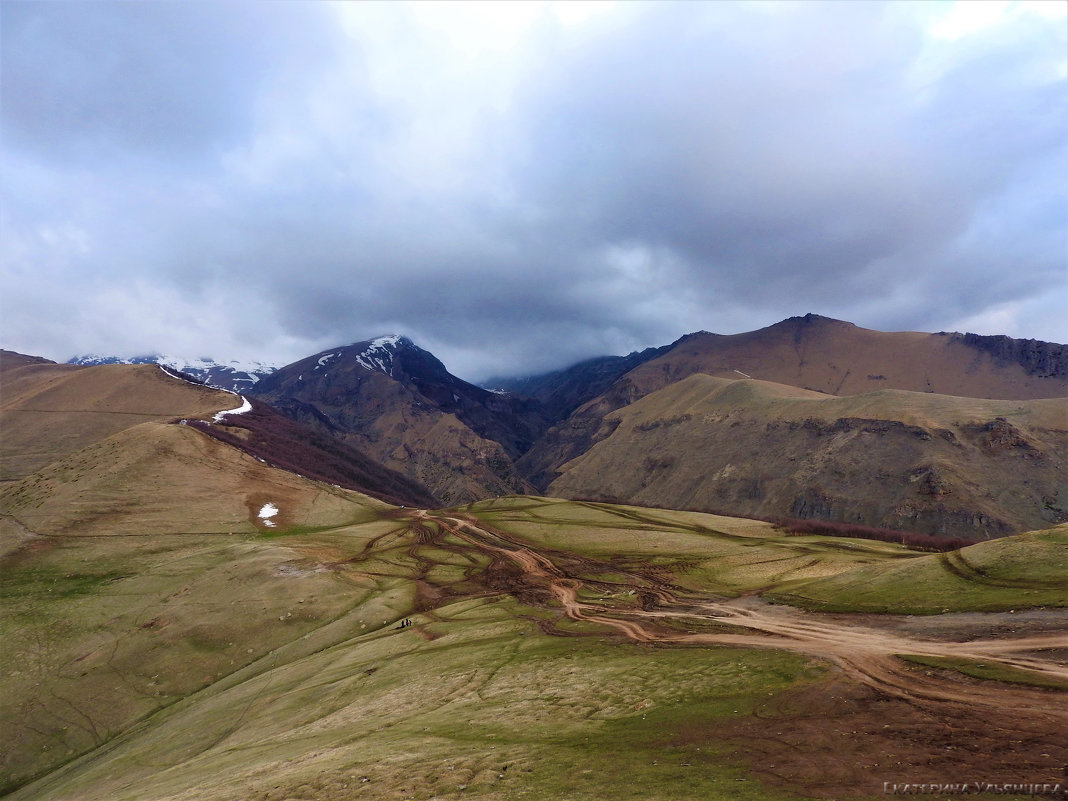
{"left": 426, "top": 512, "right": 1065, "bottom": 705}
{"left": 406, "top": 510, "right": 1067, "bottom": 795}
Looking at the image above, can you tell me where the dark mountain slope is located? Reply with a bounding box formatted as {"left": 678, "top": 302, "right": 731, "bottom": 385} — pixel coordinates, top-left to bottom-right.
{"left": 950, "top": 332, "right": 1067, "bottom": 379}
{"left": 486, "top": 342, "right": 674, "bottom": 424}
{"left": 250, "top": 336, "right": 542, "bottom": 504}
{"left": 185, "top": 399, "right": 437, "bottom": 508}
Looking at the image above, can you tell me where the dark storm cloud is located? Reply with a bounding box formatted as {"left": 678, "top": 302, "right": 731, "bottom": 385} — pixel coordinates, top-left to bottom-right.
{"left": 1, "top": 1, "right": 1064, "bottom": 381}
{"left": 508, "top": 2, "right": 1065, "bottom": 325}
{"left": 2, "top": 1, "right": 341, "bottom": 163}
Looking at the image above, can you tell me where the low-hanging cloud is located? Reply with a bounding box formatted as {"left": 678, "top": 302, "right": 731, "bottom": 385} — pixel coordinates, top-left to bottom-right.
{"left": 2, "top": 0, "right": 1064, "bottom": 381}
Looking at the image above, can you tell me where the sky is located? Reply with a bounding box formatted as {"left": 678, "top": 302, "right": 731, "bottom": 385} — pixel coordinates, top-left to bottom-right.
{"left": 2, "top": 0, "right": 1065, "bottom": 382}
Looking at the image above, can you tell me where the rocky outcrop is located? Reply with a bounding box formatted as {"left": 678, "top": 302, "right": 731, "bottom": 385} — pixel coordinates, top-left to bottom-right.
{"left": 955, "top": 333, "right": 1068, "bottom": 378}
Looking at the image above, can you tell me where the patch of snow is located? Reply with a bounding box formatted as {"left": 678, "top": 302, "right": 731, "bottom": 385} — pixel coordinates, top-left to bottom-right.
{"left": 258, "top": 503, "right": 279, "bottom": 527}
{"left": 158, "top": 354, "right": 278, "bottom": 374}
{"left": 371, "top": 334, "right": 402, "bottom": 349}
{"left": 213, "top": 395, "right": 252, "bottom": 422}
{"left": 733, "top": 369, "right": 753, "bottom": 378}
{"left": 223, "top": 358, "right": 277, "bottom": 374}
{"left": 158, "top": 354, "right": 198, "bottom": 370}
{"left": 354, "top": 335, "right": 402, "bottom": 377}
{"left": 315, "top": 352, "right": 340, "bottom": 370}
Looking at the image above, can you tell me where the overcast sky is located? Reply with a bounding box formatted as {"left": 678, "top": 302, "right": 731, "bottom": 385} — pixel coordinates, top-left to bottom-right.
{"left": 2, "top": 1, "right": 1065, "bottom": 381}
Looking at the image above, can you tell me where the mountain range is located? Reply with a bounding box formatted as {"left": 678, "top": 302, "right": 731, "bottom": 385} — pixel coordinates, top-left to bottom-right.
{"left": 3, "top": 318, "right": 1067, "bottom": 801}
{"left": 66, "top": 353, "right": 276, "bottom": 392}
{"left": 27, "top": 314, "right": 1068, "bottom": 538}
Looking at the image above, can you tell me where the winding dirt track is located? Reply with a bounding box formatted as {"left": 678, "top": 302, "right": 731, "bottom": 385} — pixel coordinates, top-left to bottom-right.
{"left": 422, "top": 512, "right": 1068, "bottom": 723}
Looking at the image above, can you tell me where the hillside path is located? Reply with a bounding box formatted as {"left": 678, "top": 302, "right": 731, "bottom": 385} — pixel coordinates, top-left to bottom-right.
{"left": 420, "top": 511, "right": 1068, "bottom": 723}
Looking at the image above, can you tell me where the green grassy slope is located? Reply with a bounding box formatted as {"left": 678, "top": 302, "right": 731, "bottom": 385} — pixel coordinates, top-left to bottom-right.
{"left": 9, "top": 593, "right": 821, "bottom": 801}
{"left": 767, "top": 524, "right": 1068, "bottom": 613}
{"left": 468, "top": 496, "right": 921, "bottom": 592}
{"left": 2, "top": 497, "right": 828, "bottom": 801}
{"left": 4, "top": 492, "right": 1063, "bottom": 801}
{"left": 0, "top": 421, "right": 389, "bottom": 536}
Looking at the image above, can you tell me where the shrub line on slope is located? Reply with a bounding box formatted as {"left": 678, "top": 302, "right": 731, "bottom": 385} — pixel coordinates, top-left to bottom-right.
{"left": 769, "top": 517, "right": 976, "bottom": 552}
{"left": 178, "top": 402, "right": 437, "bottom": 508}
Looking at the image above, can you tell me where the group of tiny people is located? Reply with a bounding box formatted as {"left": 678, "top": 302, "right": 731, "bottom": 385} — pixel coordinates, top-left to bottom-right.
{"left": 397, "top": 618, "right": 414, "bottom": 629}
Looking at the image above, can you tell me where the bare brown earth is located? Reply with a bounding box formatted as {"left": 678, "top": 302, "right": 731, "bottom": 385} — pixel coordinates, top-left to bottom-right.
{"left": 412, "top": 509, "right": 1068, "bottom": 797}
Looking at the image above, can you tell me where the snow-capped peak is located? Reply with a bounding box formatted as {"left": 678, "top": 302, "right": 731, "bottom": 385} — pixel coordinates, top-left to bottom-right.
{"left": 353, "top": 335, "right": 405, "bottom": 377}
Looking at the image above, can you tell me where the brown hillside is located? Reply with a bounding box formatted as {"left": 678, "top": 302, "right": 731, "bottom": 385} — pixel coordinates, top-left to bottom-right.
{"left": 0, "top": 357, "right": 431, "bottom": 513}
{"left": 0, "top": 420, "right": 386, "bottom": 538}
{"left": 0, "top": 350, "right": 56, "bottom": 372}
{"left": 518, "top": 315, "right": 1067, "bottom": 494}
{"left": 0, "top": 362, "right": 233, "bottom": 481}
{"left": 625, "top": 315, "right": 1067, "bottom": 400}
{"left": 547, "top": 374, "right": 1068, "bottom": 538}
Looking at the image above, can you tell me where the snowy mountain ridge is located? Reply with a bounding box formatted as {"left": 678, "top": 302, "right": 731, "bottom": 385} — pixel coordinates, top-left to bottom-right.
{"left": 67, "top": 354, "right": 277, "bottom": 392}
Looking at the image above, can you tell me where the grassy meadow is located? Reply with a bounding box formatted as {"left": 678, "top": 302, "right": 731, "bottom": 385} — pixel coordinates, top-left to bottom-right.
{"left": 5, "top": 485, "right": 1064, "bottom": 800}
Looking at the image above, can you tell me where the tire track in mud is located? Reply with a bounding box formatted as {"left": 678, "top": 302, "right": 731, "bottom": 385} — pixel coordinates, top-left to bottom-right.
{"left": 416, "top": 511, "right": 1068, "bottom": 724}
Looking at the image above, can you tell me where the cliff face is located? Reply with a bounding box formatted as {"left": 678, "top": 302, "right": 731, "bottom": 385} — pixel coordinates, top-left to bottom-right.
{"left": 954, "top": 333, "right": 1068, "bottom": 379}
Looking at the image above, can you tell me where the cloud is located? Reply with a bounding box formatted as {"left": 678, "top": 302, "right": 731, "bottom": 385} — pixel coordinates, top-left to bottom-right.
{"left": 1, "top": 1, "right": 1064, "bottom": 381}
